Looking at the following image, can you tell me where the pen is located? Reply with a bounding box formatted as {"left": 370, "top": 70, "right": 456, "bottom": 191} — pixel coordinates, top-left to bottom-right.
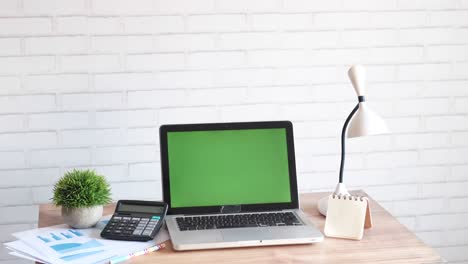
{"left": 108, "top": 243, "right": 165, "bottom": 264}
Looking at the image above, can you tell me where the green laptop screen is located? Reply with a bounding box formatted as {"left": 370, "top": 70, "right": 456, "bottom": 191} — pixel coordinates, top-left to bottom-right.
{"left": 167, "top": 128, "right": 292, "bottom": 208}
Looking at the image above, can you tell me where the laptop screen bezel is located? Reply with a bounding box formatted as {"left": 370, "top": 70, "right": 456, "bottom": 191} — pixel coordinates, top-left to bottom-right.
{"left": 159, "top": 121, "right": 299, "bottom": 215}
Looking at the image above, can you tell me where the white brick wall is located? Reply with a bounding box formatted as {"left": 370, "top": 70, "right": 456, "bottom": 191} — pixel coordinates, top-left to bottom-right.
{"left": 0, "top": 1, "right": 467, "bottom": 263}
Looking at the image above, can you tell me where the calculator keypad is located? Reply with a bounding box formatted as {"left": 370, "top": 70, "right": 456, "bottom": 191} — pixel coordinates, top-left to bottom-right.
{"left": 102, "top": 215, "right": 161, "bottom": 238}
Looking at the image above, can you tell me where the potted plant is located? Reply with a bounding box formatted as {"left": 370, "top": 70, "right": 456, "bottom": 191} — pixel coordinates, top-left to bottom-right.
{"left": 53, "top": 169, "right": 111, "bottom": 229}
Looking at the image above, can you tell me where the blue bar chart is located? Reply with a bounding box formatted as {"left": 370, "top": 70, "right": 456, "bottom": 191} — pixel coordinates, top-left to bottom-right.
{"left": 36, "top": 230, "right": 84, "bottom": 243}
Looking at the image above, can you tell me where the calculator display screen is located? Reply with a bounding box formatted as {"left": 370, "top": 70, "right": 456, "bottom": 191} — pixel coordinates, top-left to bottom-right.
{"left": 118, "top": 203, "right": 164, "bottom": 214}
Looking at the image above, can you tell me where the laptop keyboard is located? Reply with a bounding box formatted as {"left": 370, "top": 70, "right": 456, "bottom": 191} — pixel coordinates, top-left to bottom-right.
{"left": 176, "top": 212, "right": 303, "bottom": 231}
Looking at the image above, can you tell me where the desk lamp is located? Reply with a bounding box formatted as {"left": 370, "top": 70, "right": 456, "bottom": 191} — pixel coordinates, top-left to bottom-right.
{"left": 317, "top": 65, "right": 389, "bottom": 216}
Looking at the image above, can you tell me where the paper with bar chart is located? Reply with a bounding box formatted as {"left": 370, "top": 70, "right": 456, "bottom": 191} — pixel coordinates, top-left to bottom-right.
{"left": 4, "top": 215, "right": 169, "bottom": 264}
{"left": 9, "top": 223, "right": 115, "bottom": 264}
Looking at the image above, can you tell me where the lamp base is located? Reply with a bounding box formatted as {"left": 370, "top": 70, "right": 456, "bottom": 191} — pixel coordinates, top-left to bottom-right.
{"left": 317, "top": 183, "right": 351, "bottom": 216}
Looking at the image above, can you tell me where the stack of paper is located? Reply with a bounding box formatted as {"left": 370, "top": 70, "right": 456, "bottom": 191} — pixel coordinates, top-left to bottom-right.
{"left": 3, "top": 216, "right": 169, "bottom": 264}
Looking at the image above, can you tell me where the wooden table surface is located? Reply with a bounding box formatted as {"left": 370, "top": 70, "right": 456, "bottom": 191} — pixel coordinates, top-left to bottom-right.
{"left": 38, "top": 191, "right": 444, "bottom": 264}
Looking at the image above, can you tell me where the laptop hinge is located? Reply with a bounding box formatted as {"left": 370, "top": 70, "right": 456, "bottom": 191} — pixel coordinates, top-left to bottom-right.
{"left": 220, "top": 205, "right": 241, "bottom": 214}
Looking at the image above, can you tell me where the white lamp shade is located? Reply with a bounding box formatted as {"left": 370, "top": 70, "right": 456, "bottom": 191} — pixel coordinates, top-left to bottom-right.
{"left": 347, "top": 102, "right": 389, "bottom": 138}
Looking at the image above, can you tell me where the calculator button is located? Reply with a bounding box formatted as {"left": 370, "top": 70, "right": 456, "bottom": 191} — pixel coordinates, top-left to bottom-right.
{"left": 131, "top": 217, "right": 141, "bottom": 221}
{"left": 133, "top": 230, "right": 143, "bottom": 235}
{"left": 123, "top": 217, "right": 131, "bottom": 220}
{"left": 113, "top": 216, "right": 122, "bottom": 220}
{"left": 142, "top": 231, "right": 152, "bottom": 236}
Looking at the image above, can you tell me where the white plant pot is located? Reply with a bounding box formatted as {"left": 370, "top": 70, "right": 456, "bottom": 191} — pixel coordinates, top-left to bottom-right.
{"left": 62, "top": 205, "right": 103, "bottom": 229}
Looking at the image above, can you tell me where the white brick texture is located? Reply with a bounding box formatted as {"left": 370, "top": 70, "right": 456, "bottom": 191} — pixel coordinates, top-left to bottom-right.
{"left": 0, "top": 1, "right": 467, "bottom": 263}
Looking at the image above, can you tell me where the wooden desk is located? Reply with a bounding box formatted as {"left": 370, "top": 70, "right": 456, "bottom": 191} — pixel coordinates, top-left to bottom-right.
{"left": 38, "top": 191, "right": 444, "bottom": 263}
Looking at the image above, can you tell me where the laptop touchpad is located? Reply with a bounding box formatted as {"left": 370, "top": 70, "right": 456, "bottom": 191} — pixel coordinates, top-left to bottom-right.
{"left": 221, "top": 228, "right": 274, "bottom": 242}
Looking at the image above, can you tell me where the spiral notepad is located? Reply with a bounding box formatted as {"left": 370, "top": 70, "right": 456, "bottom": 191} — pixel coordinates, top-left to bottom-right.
{"left": 324, "top": 194, "right": 372, "bottom": 240}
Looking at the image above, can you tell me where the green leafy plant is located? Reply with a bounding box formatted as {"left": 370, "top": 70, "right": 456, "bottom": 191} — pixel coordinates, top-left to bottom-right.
{"left": 53, "top": 169, "right": 111, "bottom": 208}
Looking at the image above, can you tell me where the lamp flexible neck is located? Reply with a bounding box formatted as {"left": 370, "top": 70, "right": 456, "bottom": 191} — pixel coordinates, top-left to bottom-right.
{"left": 339, "top": 103, "right": 360, "bottom": 183}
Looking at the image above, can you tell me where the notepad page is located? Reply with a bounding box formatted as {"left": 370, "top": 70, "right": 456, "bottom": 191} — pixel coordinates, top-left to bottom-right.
{"left": 324, "top": 196, "right": 368, "bottom": 240}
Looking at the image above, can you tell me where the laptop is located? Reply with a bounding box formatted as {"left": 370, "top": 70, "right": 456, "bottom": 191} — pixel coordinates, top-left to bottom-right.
{"left": 159, "top": 121, "right": 324, "bottom": 250}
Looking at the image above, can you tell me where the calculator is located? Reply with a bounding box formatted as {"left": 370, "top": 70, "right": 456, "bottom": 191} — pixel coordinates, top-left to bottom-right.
{"left": 100, "top": 200, "right": 168, "bottom": 241}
